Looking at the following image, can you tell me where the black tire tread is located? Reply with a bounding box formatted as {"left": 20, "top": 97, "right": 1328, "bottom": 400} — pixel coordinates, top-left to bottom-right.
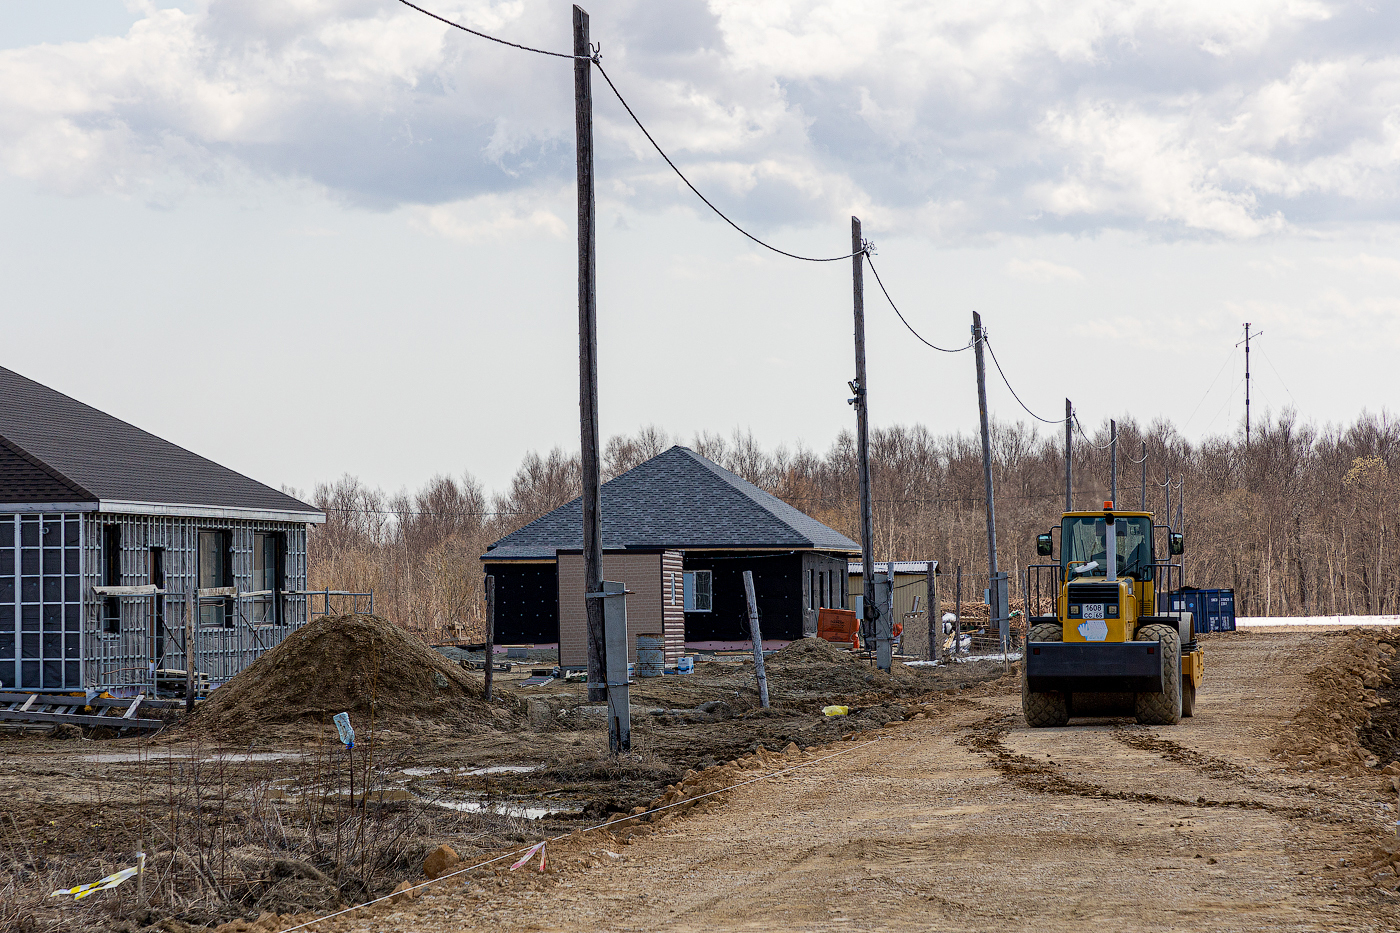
{"left": 1135, "top": 623, "right": 1182, "bottom": 725}
{"left": 1022, "top": 623, "right": 1068, "bottom": 728}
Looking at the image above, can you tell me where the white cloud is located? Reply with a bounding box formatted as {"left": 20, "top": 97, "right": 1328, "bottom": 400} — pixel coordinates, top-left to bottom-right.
{"left": 1006, "top": 258, "right": 1085, "bottom": 283}
{"left": 0, "top": 0, "right": 1397, "bottom": 240}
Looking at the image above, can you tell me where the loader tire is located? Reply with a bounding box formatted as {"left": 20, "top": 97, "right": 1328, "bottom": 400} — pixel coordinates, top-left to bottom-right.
{"left": 1182, "top": 680, "right": 1196, "bottom": 718}
{"left": 1134, "top": 623, "right": 1182, "bottom": 725}
{"left": 1022, "top": 623, "right": 1068, "bottom": 728}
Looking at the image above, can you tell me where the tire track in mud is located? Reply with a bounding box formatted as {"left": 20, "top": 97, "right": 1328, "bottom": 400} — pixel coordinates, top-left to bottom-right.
{"left": 1106, "top": 725, "right": 1363, "bottom": 805}
{"left": 959, "top": 710, "right": 1348, "bottom": 824}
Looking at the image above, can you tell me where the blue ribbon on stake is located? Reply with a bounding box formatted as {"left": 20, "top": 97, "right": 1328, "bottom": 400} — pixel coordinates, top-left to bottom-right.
{"left": 333, "top": 711, "right": 355, "bottom": 750}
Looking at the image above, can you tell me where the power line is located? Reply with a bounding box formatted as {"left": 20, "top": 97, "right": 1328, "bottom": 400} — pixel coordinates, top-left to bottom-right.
{"left": 1072, "top": 413, "right": 1113, "bottom": 450}
{"left": 1259, "top": 345, "right": 1298, "bottom": 407}
{"left": 1181, "top": 347, "right": 1238, "bottom": 431}
{"left": 864, "top": 255, "right": 973, "bottom": 353}
{"left": 983, "top": 338, "right": 1061, "bottom": 424}
{"left": 592, "top": 62, "right": 862, "bottom": 263}
{"left": 393, "top": 0, "right": 583, "bottom": 59}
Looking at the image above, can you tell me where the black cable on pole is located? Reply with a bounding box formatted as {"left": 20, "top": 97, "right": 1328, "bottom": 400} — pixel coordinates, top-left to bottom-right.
{"left": 983, "top": 338, "right": 1061, "bottom": 424}
{"left": 1072, "top": 412, "right": 1114, "bottom": 450}
{"left": 593, "top": 62, "right": 862, "bottom": 263}
{"left": 393, "top": 0, "right": 583, "bottom": 58}
{"left": 865, "top": 255, "right": 973, "bottom": 353}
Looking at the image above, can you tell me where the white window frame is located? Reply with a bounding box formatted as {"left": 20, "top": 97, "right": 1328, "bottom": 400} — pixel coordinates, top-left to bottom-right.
{"left": 683, "top": 570, "right": 712, "bottom": 612}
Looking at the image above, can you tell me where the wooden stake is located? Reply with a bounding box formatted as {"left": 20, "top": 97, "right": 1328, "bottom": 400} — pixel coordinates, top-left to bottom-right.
{"left": 574, "top": 5, "right": 606, "bottom": 704}
{"left": 484, "top": 575, "right": 495, "bottom": 702}
{"left": 954, "top": 565, "right": 963, "bottom": 655}
{"left": 743, "top": 571, "right": 769, "bottom": 709}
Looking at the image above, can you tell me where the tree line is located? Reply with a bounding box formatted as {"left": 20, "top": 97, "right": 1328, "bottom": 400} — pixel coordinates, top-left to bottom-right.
{"left": 306, "top": 409, "right": 1400, "bottom": 640}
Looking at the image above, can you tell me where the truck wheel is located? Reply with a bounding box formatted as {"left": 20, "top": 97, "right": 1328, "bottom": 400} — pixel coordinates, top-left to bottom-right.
{"left": 1135, "top": 623, "right": 1182, "bottom": 725}
{"left": 1022, "top": 623, "right": 1068, "bottom": 728}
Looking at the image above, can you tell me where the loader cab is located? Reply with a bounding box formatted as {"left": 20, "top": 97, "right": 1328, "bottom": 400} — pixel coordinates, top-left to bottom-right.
{"left": 1061, "top": 513, "right": 1154, "bottom": 582}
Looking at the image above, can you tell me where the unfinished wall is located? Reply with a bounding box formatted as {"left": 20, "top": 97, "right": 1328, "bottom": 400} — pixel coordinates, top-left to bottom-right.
{"left": 557, "top": 551, "right": 677, "bottom": 669}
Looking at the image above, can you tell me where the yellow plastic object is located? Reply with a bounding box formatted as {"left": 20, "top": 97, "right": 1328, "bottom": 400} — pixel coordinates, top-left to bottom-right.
{"left": 822, "top": 705, "right": 849, "bottom": 717}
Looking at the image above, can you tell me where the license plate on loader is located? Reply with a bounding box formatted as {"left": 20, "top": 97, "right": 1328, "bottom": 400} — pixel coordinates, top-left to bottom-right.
{"left": 1082, "top": 603, "right": 1105, "bottom": 620}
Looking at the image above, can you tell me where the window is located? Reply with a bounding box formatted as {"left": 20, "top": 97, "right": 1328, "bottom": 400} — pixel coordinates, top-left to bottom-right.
{"left": 102, "top": 525, "right": 121, "bottom": 633}
{"left": 669, "top": 572, "right": 677, "bottom": 606}
{"left": 198, "top": 530, "right": 232, "bottom": 627}
{"left": 683, "top": 570, "right": 712, "bottom": 612}
{"left": 253, "top": 532, "right": 284, "bottom": 624}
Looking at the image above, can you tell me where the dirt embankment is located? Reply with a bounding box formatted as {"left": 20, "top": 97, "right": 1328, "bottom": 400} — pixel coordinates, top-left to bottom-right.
{"left": 1275, "top": 629, "right": 1400, "bottom": 773}
{"left": 191, "top": 614, "right": 522, "bottom": 742}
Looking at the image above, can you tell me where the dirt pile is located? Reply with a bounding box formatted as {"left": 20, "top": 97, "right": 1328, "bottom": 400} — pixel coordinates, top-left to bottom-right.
{"left": 193, "top": 614, "right": 519, "bottom": 740}
{"left": 758, "top": 636, "right": 947, "bottom": 701}
{"left": 1275, "top": 630, "right": 1399, "bottom": 773}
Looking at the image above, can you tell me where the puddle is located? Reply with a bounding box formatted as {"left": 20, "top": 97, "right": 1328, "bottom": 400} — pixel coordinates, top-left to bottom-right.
{"left": 421, "top": 796, "right": 575, "bottom": 820}
{"left": 402, "top": 764, "right": 540, "bottom": 778}
{"left": 83, "top": 750, "right": 302, "bottom": 764}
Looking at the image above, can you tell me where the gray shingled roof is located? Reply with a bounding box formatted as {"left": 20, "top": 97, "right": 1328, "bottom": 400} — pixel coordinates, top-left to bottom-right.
{"left": 484, "top": 446, "right": 860, "bottom": 560}
{"left": 0, "top": 365, "right": 321, "bottom": 517}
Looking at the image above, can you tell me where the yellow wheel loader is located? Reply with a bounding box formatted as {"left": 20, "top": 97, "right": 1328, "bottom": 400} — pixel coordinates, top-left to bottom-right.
{"left": 1022, "top": 502, "right": 1204, "bottom": 727}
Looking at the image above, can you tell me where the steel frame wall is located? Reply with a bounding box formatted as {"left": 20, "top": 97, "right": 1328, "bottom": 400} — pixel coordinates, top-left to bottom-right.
{"left": 83, "top": 513, "right": 310, "bottom": 693}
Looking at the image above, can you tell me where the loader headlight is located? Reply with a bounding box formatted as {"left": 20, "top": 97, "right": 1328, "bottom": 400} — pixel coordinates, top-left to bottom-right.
{"left": 1068, "top": 605, "right": 1080, "bottom": 617}
{"left": 1107, "top": 605, "right": 1118, "bottom": 617}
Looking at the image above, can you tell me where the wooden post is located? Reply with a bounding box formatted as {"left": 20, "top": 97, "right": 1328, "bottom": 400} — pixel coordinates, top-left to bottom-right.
{"left": 574, "top": 5, "right": 606, "bottom": 704}
{"left": 743, "top": 571, "right": 769, "bottom": 708}
{"left": 926, "top": 563, "right": 937, "bottom": 662}
{"left": 954, "top": 565, "right": 963, "bottom": 655}
{"left": 484, "top": 575, "right": 495, "bottom": 702}
{"left": 851, "top": 216, "right": 882, "bottom": 667}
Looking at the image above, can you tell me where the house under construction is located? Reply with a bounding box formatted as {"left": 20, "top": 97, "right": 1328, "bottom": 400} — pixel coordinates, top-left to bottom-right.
{"left": 0, "top": 365, "right": 325, "bottom": 695}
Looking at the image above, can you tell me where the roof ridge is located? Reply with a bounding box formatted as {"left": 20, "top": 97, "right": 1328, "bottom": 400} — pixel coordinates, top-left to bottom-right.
{"left": 0, "top": 431, "right": 93, "bottom": 501}
{"left": 673, "top": 447, "right": 828, "bottom": 545}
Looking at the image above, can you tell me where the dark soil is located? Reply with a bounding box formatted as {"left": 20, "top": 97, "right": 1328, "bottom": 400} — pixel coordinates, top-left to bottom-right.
{"left": 190, "top": 614, "right": 521, "bottom": 741}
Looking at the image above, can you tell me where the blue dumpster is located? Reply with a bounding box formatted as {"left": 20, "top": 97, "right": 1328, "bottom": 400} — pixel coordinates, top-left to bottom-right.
{"left": 1159, "top": 588, "right": 1236, "bottom": 633}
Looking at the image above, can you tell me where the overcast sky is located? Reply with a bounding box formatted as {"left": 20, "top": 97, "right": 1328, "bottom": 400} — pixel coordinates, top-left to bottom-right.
{"left": 3, "top": 0, "right": 1398, "bottom": 498}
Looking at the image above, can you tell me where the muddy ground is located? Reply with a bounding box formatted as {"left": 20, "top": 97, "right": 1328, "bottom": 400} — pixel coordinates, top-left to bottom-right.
{"left": 245, "top": 628, "right": 1400, "bottom": 933}
{"left": 9, "top": 627, "right": 1400, "bottom": 932}
{"left": 0, "top": 630, "right": 1006, "bottom": 933}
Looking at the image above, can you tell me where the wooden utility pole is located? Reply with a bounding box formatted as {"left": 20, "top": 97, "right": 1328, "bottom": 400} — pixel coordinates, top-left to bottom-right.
{"left": 1064, "top": 399, "right": 1073, "bottom": 512}
{"left": 1110, "top": 419, "right": 1118, "bottom": 505}
{"left": 742, "top": 572, "right": 769, "bottom": 709}
{"left": 972, "top": 312, "right": 1002, "bottom": 641}
{"left": 574, "top": 5, "right": 605, "bottom": 704}
{"left": 851, "top": 216, "right": 882, "bottom": 667}
{"left": 1140, "top": 440, "right": 1147, "bottom": 510}
{"left": 484, "top": 575, "right": 495, "bottom": 701}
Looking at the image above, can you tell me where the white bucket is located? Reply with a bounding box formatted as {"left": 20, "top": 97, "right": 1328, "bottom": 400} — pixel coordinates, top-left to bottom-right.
{"left": 635, "top": 634, "right": 665, "bottom": 678}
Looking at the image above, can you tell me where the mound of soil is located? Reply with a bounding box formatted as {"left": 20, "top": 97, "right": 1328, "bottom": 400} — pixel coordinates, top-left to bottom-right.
{"left": 1276, "top": 630, "right": 1398, "bottom": 773}
{"left": 759, "top": 636, "right": 948, "bottom": 701}
{"left": 193, "top": 614, "right": 518, "bottom": 741}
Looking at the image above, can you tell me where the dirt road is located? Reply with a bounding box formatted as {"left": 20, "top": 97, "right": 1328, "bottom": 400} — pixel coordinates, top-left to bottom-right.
{"left": 286, "top": 630, "right": 1400, "bottom": 933}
